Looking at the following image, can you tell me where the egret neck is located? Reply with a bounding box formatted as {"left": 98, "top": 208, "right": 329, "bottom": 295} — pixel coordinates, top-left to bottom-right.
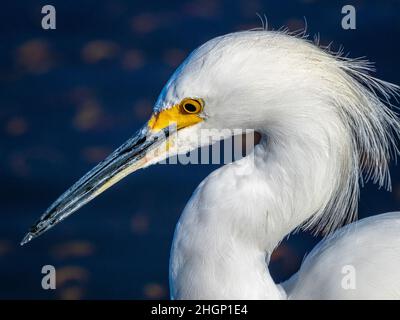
{"left": 170, "top": 111, "right": 341, "bottom": 299}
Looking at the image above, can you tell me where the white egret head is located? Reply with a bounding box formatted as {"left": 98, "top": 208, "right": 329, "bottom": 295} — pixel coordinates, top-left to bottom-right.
{"left": 21, "top": 30, "right": 400, "bottom": 245}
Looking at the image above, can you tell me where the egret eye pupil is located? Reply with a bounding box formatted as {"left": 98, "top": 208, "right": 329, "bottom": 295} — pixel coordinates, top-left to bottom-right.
{"left": 184, "top": 103, "right": 197, "bottom": 113}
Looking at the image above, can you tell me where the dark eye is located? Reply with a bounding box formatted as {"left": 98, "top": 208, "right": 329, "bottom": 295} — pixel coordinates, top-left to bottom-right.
{"left": 180, "top": 98, "right": 203, "bottom": 114}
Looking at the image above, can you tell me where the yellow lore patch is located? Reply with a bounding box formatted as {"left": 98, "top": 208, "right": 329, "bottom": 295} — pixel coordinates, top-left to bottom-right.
{"left": 148, "top": 103, "right": 203, "bottom": 133}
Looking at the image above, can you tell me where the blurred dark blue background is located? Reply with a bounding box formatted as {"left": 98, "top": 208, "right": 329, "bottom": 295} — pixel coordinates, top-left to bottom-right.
{"left": 0, "top": 0, "right": 399, "bottom": 299}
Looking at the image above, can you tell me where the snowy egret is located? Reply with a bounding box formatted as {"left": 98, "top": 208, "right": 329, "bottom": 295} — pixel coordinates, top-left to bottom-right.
{"left": 22, "top": 30, "right": 400, "bottom": 299}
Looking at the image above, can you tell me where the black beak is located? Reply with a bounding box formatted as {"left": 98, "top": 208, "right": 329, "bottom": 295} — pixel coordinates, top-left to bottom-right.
{"left": 21, "top": 125, "right": 172, "bottom": 245}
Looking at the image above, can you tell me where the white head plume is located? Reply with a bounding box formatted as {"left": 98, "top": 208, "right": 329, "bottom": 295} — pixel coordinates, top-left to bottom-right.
{"left": 155, "top": 30, "right": 400, "bottom": 235}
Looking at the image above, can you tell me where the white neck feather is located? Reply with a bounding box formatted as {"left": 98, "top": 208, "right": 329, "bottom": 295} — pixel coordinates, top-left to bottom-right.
{"left": 169, "top": 113, "right": 346, "bottom": 299}
{"left": 169, "top": 141, "right": 284, "bottom": 299}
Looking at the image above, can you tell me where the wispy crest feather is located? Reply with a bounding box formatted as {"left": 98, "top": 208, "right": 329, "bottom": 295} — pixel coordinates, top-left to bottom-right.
{"left": 300, "top": 40, "right": 400, "bottom": 234}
